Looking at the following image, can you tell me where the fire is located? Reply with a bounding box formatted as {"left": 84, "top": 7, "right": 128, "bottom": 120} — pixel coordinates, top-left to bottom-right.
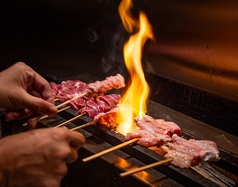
{"left": 117, "top": 0, "right": 153, "bottom": 135}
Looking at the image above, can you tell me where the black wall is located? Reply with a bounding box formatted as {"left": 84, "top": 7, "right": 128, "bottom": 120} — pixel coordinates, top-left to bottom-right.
{"left": 0, "top": 0, "right": 124, "bottom": 79}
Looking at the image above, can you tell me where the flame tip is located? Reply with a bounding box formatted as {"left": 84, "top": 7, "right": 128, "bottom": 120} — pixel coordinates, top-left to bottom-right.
{"left": 117, "top": 0, "right": 153, "bottom": 135}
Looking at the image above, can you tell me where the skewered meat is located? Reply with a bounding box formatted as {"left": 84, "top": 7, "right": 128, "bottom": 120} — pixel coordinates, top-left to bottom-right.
{"left": 94, "top": 108, "right": 219, "bottom": 168}
{"left": 78, "top": 94, "right": 121, "bottom": 118}
{"left": 126, "top": 129, "right": 169, "bottom": 147}
{"left": 50, "top": 80, "right": 87, "bottom": 102}
{"left": 135, "top": 115, "right": 181, "bottom": 137}
{"left": 51, "top": 75, "right": 220, "bottom": 169}
{"left": 50, "top": 74, "right": 125, "bottom": 117}
{"left": 125, "top": 116, "right": 219, "bottom": 168}
{"left": 51, "top": 84, "right": 121, "bottom": 118}
{"left": 93, "top": 104, "right": 124, "bottom": 129}
{"left": 50, "top": 73, "right": 125, "bottom": 101}
{"left": 165, "top": 134, "right": 220, "bottom": 168}
{"left": 125, "top": 115, "right": 181, "bottom": 146}
{"left": 87, "top": 74, "right": 125, "bottom": 96}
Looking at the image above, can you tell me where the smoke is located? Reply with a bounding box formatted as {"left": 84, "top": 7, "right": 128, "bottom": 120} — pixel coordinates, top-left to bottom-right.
{"left": 80, "top": 0, "right": 129, "bottom": 79}
{"left": 101, "top": 22, "right": 128, "bottom": 79}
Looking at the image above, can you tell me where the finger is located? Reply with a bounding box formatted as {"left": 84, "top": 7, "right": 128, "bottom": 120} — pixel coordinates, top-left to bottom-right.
{"left": 27, "top": 119, "right": 38, "bottom": 129}
{"left": 69, "top": 131, "right": 86, "bottom": 150}
{"left": 27, "top": 70, "right": 55, "bottom": 104}
{"left": 29, "top": 89, "right": 41, "bottom": 98}
{"left": 5, "top": 109, "right": 32, "bottom": 121}
{"left": 51, "top": 161, "right": 68, "bottom": 178}
{"left": 5, "top": 109, "right": 38, "bottom": 129}
{"left": 66, "top": 147, "right": 79, "bottom": 163}
{"left": 21, "top": 92, "right": 57, "bottom": 116}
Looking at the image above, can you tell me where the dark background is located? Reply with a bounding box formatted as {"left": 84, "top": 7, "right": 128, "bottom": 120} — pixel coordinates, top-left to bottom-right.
{"left": 0, "top": 0, "right": 124, "bottom": 79}
{"left": 1, "top": 0, "right": 238, "bottom": 101}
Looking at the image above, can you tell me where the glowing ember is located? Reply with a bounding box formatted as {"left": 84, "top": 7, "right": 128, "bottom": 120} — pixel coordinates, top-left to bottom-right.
{"left": 117, "top": 0, "right": 154, "bottom": 135}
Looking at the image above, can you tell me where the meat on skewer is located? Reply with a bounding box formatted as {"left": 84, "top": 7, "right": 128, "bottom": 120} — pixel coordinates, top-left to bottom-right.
{"left": 22, "top": 74, "right": 125, "bottom": 127}
{"left": 50, "top": 73, "right": 125, "bottom": 102}
{"left": 128, "top": 117, "right": 220, "bottom": 168}
{"left": 52, "top": 74, "right": 220, "bottom": 169}
{"left": 93, "top": 106, "right": 220, "bottom": 169}
{"left": 50, "top": 74, "right": 125, "bottom": 118}
{"left": 164, "top": 134, "right": 220, "bottom": 168}
{"left": 93, "top": 104, "right": 131, "bottom": 130}
{"left": 77, "top": 94, "right": 121, "bottom": 118}
{"left": 94, "top": 109, "right": 181, "bottom": 146}
{"left": 87, "top": 73, "right": 125, "bottom": 96}
{"left": 125, "top": 115, "right": 181, "bottom": 147}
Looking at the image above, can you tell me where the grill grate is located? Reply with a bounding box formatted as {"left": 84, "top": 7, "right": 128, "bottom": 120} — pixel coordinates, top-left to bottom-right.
{"left": 145, "top": 73, "right": 238, "bottom": 137}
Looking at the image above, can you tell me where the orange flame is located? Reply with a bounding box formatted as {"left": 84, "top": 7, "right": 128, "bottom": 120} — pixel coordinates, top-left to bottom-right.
{"left": 117, "top": 0, "right": 153, "bottom": 135}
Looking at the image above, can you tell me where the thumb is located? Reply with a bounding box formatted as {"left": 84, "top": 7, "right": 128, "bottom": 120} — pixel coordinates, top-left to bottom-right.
{"left": 21, "top": 92, "right": 57, "bottom": 116}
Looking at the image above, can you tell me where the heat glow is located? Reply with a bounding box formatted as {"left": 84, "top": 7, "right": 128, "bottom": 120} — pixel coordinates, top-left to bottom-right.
{"left": 117, "top": 0, "right": 153, "bottom": 135}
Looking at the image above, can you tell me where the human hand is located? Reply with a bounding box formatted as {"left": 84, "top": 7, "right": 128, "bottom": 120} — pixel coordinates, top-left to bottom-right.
{"left": 0, "top": 127, "right": 85, "bottom": 187}
{"left": 0, "top": 62, "right": 57, "bottom": 124}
